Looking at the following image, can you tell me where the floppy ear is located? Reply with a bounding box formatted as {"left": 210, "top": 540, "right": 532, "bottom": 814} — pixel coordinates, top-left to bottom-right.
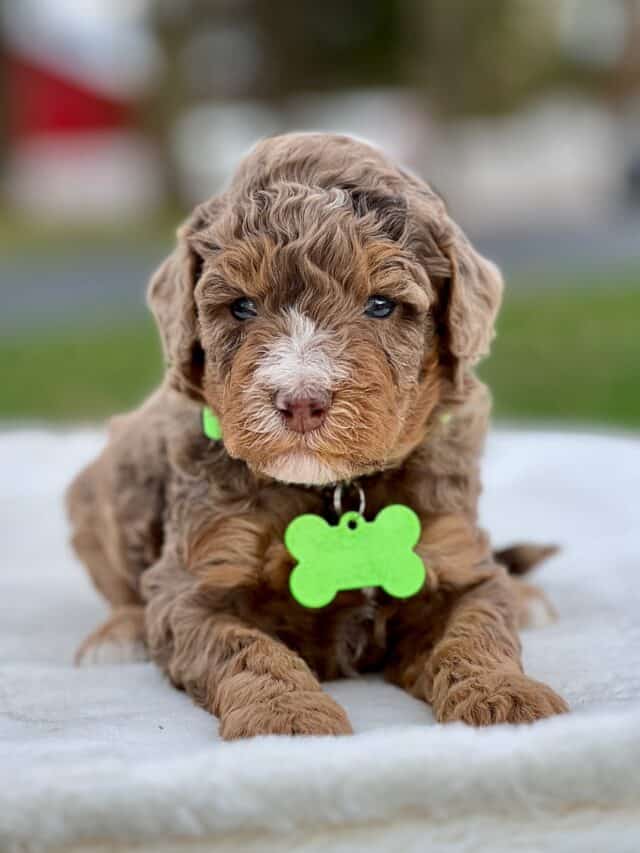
{"left": 406, "top": 190, "right": 503, "bottom": 381}
{"left": 440, "top": 218, "right": 504, "bottom": 374}
{"left": 147, "top": 203, "right": 217, "bottom": 401}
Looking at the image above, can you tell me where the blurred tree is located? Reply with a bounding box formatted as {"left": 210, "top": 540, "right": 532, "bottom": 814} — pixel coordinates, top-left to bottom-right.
{"left": 146, "top": 0, "right": 406, "bottom": 205}
{"left": 253, "top": 0, "right": 404, "bottom": 95}
{"left": 541, "top": 0, "right": 640, "bottom": 103}
{"left": 404, "top": 0, "right": 561, "bottom": 116}
{"left": 609, "top": 0, "right": 640, "bottom": 101}
{"left": 143, "top": 0, "right": 640, "bottom": 206}
{"left": 146, "top": 0, "right": 274, "bottom": 206}
{"left": 142, "top": 1, "right": 195, "bottom": 208}
{"left": 0, "top": 25, "right": 8, "bottom": 175}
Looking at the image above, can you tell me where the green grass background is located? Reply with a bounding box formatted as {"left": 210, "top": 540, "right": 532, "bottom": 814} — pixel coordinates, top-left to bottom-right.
{"left": 2, "top": 266, "right": 639, "bottom": 428}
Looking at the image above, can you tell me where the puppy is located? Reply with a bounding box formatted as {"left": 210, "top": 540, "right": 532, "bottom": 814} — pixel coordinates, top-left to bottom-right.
{"left": 67, "top": 133, "right": 567, "bottom": 737}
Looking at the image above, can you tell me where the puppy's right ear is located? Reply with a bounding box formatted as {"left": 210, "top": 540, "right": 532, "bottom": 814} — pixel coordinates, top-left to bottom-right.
{"left": 147, "top": 202, "right": 218, "bottom": 401}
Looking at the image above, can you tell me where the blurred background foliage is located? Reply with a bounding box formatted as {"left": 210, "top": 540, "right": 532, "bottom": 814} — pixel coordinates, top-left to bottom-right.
{"left": 1, "top": 0, "right": 639, "bottom": 427}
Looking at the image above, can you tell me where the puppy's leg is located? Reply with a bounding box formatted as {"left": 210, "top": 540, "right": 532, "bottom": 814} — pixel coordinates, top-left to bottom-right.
{"left": 67, "top": 390, "right": 173, "bottom": 664}
{"left": 144, "top": 567, "right": 352, "bottom": 739}
{"left": 75, "top": 605, "right": 148, "bottom": 666}
{"left": 67, "top": 459, "right": 143, "bottom": 608}
{"left": 392, "top": 571, "right": 568, "bottom": 725}
{"left": 212, "top": 619, "right": 353, "bottom": 739}
{"left": 428, "top": 573, "right": 567, "bottom": 724}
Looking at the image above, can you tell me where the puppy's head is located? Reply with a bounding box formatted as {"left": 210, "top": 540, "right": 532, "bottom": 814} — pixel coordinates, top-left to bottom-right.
{"left": 149, "top": 135, "right": 502, "bottom": 485}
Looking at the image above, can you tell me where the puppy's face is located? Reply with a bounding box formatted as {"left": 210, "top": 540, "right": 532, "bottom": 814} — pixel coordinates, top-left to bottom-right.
{"left": 194, "top": 188, "right": 441, "bottom": 485}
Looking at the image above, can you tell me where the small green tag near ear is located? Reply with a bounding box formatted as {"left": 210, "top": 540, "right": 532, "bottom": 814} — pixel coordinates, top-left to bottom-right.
{"left": 202, "top": 407, "right": 222, "bottom": 440}
{"left": 286, "top": 505, "right": 426, "bottom": 609}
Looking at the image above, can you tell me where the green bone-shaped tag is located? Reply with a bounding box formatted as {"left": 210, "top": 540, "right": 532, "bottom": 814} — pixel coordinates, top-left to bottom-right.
{"left": 286, "top": 505, "right": 426, "bottom": 609}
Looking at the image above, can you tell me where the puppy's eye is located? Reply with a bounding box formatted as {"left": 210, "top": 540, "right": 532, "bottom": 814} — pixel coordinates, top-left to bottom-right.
{"left": 230, "top": 297, "right": 258, "bottom": 321}
{"left": 364, "top": 295, "right": 396, "bottom": 319}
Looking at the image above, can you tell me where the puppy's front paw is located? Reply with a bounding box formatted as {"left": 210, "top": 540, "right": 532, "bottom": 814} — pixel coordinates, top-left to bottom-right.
{"left": 220, "top": 691, "right": 353, "bottom": 740}
{"left": 436, "top": 671, "right": 568, "bottom": 726}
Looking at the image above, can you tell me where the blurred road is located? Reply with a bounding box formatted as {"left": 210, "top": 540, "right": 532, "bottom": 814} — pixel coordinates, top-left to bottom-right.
{"left": 2, "top": 210, "right": 639, "bottom": 333}
{"left": 474, "top": 209, "right": 640, "bottom": 278}
{"left": 2, "top": 248, "right": 160, "bottom": 332}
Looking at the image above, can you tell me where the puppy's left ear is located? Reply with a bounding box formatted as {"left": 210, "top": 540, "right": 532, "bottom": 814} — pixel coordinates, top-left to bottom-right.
{"left": 352, "top": 180, "right": 503, "bottom": 377}
{"left": 439, "top": 217, "right": 504, "bottom": 375}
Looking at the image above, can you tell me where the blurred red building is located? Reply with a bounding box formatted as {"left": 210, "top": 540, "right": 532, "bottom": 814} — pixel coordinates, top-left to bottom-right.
{"left": 3, "top": 0, "right": 162, "bottom": 222}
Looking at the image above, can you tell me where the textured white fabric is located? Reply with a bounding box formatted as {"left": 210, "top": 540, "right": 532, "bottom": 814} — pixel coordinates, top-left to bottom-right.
{"left": 1, "top": 428, "right": 639, "bottom": 852}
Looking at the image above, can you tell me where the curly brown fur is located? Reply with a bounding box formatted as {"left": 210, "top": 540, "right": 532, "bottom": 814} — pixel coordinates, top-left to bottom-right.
{"left": 67, "top": 133, "right": 567, "bottom": 735}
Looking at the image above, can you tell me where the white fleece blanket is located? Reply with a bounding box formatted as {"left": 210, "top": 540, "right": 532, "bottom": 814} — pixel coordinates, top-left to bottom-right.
{"left": 1, "top": 428, "right": 639, "bottom": 853}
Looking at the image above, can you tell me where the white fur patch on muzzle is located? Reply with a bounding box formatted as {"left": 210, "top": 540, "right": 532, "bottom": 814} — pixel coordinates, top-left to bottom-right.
{"left": 254, "top": 309, "right": 347, "bottom": 398}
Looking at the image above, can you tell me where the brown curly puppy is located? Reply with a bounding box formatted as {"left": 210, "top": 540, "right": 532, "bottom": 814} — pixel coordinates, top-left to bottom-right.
{"left": 67, "top": 133, "right": 567, "bottom": 737}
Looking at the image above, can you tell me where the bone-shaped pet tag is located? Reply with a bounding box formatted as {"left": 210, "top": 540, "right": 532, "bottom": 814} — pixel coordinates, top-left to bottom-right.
{"left": 286, "top": 505, "right": 426, "bottom": 609}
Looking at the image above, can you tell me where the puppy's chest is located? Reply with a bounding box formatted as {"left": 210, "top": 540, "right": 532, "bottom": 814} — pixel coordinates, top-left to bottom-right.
{"left": 182, "top": 475, "right": 411, "bottom": 676}
{"left": 265, "top": 586, "right": 396, "bottom": 680}
{"left": 322, "top": 588, "right": 394, "bottom": 678}
{"left": 256, "top": 525, "right": 396, "bottom": 675}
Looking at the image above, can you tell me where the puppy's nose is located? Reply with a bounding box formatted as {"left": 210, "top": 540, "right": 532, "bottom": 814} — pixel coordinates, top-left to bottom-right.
{"left": 275, "top": 391, "right": 330, "bottom": 433}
